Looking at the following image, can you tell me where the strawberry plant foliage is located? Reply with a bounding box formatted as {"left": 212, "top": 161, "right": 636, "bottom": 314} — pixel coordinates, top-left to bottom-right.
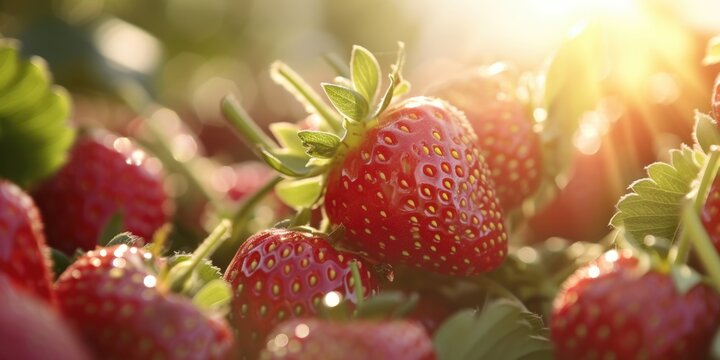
{"left": 0, "top": 37, "right": 75, "bottom": 187}
{"left": 703, "top": 34, "right": 720, "bottom": 66}
{"left": 611, "top": 145, "right": 705, "bottom": 245}
{"left": 433, "top": 300, "right": 552, "bottom": 360}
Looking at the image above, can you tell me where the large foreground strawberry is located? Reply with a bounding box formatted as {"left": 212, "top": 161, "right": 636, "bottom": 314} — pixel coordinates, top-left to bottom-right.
{"left": 261, "top": 318, "right": 435, "bottom": 360}
{"left": 324, "top": 97, "right": 507, "bottom": 275}
{"left": 222, "top": 45, "right": 507, "bottom": 276}
{"left": 56, "top": 244, "right": 236, "bottom": 359}
{"left": 429, "top": 65, "right": 542, "bottom": 211}
{"left": 551, "top": 250, "right": 720, "bottom": 360}
{"left": 0, "top": 276, "right": 91, "bottom": 360}
{"left": 0, "top": 179, "right": 55, "bottom": 303}
{"left": 224, "top": 228, "right": 379, "bottom": 359}
{"left": 34, "top": 134, "right": 169, "bottom": 254}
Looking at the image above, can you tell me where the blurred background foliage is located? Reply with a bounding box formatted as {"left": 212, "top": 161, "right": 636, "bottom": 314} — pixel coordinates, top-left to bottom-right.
{"left": 2, "top": 0, "right": 720, "bottom": 248}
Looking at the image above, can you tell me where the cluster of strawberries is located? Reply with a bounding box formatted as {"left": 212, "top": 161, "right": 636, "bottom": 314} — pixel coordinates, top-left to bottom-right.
{"left": 4, "top": 34, "right": 720, "bottom": 360}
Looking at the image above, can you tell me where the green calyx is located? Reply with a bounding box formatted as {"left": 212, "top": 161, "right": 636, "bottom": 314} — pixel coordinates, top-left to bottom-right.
{"left": 221, "top": 43, "right": 410, "bottom": 214}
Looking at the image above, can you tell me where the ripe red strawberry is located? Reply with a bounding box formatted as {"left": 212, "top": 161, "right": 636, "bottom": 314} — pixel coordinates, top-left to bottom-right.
{"left": 551, "top": 250, "right": 720, "bottom": 360}
{"left": 701, "top": 174, "right": 720, "bottom": 252}
{"left": 56, "top": 244, "right": 236, "bottom": 359}
{"left": 324, "top": 96, "right": 507, "bottom": 276}
{"left": 0, "top": 276, "right": 92, "bottom": 360}
{"left": 430, "top": 66, "right": 542, "bottom": 211}
{"left": 260, "top": 318, "right": 435, "bottom": 360}
{"left": 0, "top": 179, "right": 56, "bottom": 304}
{"left": 224, "top": 228, "right": 379, "bottom": 359}
{"left": 34, "top": 135, "right": 170, "bottom": 254}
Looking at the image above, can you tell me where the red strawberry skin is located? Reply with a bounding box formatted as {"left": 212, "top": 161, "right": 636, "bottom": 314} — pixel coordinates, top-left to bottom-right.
{"left": 56, "top": 245, "right": 236, "bottom": 360}
{"left": 430, "top": 67, "right": 542, "bottom": 211}
{"left": 551, "top": 250, "right": 720, "bottom": 360}
{"left": 34, "top": 136, "right": 169, "bottom": 254}
{"left": 324, "top": 96, "right": 507, "bottom": 276}
{"left": 261, "top": 318, "right": 436, "bottom": 360}
{"left": 0, "top": 276, "right": 92, "bottom": 360}
{"left": 224, "top": 228, "right": 379, "bottom": 359}
{"left": 0, "top": 179, "right": 56, "bottom": 304}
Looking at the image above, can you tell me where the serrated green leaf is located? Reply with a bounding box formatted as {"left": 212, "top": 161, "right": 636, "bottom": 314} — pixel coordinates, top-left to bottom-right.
{"left": 97, "top": 212, "right": 125, "bottom": 247}
{"left": 611, "top": 146, "right": 705, "bottom": 246}
{"left": 274, "top": 176, "right": 323, "bottom": 209}
{"left": 192, "top": 279, "right": 232, "bottom": 313}
{"left": 297, "top": 130, "right": 341, "bottom": 159}
{"left": 695, "top": 111, "right": 720, "bottom": 154}
{"left": 322, "top": 83, "right": 369, "bottom": 121}
{"left": 168, "top": 254, "right": 224, "bottom": 295}
{"left": 269, "top": 122, "right": 305, "bottom": 155}
{"left": 106, "top": 232, "right": 142, "bottom": 247}
{"left": 351, "top": 45, "right": 380, "bottom": 103}
{"left": 259, "top": 148, "right": 313, "bottom": 177}
{"left": 0, "top": 38, "right": 75, "bottom": 187}
{"left": 703, "top": 35, "right": 720, "bottom": 66}
{"left": 433, "top": 300, "right": 552, "bottom": 360}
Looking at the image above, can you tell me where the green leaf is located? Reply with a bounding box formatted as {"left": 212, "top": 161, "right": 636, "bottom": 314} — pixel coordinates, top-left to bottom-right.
{"left": 192, "top": 279, "right": 232, "bottom": 313}
{"left": 106, "top": 232, "right": 142, "bottom": 247}
{"left": 670, "top": 264, "right": 703, "bottom": 295}
{"left": 694, "top": 111, "right": 720, "bottom": 154}
{"left": 611, "top": 146, "right": 705, "bottom": 246}
{"left": 0, "top": 38, "right": 75, "bottom": 187}
{"left": 322, "top": 83, "right": 369, "bottom": 121}
{"left": 370, "top": 42, "right": 407, "bottom": 119}
{"left": 274, "top": 176, "right": 323, "bottom": 209}
{"left": 297, "top": 130, "right": 341, "bottom": 159}
{"left": 97, "top": 212, "right": 125, "bottom": 247}
{"left": 269, "top": 122, "right": 305, "bottom": 155}
{"left": 168, "top": 254, "right": 224, "bottom": 294}
{"left": 50, "top": 248, "right": 72, "bottom": 279}
{"left": 542, "top": 22, "right": 606, "bottom": 177}
{"left": 393, "top": 79, "right": 411, "bottom": 97}
{"left": 703, "top": 34, "right": 720, "bottom": 66}
{"left": 355, "top": 291, "right": 419, "bottom": 319}
{"left": 351, "top": 45, "right": 381, "bottom": 103}
{"left": 433, "top": 300, "right": 552, "bottom": 360}
{"left": 259, "top": 148, "right": 314, "bottom": 177}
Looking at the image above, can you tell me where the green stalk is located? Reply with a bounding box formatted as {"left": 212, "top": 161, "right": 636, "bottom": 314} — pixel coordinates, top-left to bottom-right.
{"left": 222, "top": 96, "right": 279, "bottom": 153}
{"left": 168, "top": 219, "right": 232, "bottom": 292}
{"left": 675, "top": 150, "right": 720, "bottom": 264}
{"left": 270, "top": 61, "right": 343, "bottom": 132}
{"left": 350, "top": 260, "right": 365, "bottom": 307}
{"left": 115, "top": 80, "right": 224, "bottom": 214}
{"left": 683, "top": 205, "right": 720, "bottom": 291}
{"left": 231, "top": 175, "right": 283, "bottom": 237}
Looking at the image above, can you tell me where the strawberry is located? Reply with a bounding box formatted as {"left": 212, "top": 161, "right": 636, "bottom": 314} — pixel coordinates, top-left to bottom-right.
{"left": 56, "top": 244, "right": 236, "bottom": 359}
{"left": 324, "top": 97, "right": 507, "bottom": 275}
{"left": 260, "top": 318, "right": 435, "bottom": 360}
{"left": 0, "top": 179, "right": 56, "bottom": 304}
{"left": 224, "top": 228, "right": 379, "bottom": 359}
{"left": 701, "top": 174, "right": 720, "bottom": 252}
{"left": 34, "top": 134, "right": 170, "bottom": 254}
{"left": 0, "top": 276, "right": 92, "bottom": 360}
{"left": 430, "top": 65, "right": 542, "bottom": 211}
{"left": 551, "top": 250, "right": 720, "bottom": 360}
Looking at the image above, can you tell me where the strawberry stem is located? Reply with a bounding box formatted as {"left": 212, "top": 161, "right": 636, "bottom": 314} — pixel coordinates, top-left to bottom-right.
{"left": 115, "top": 81, "right": 226, "bottom": 214}
{"left": 349, "top": 260, "right": 364, "bottom": 308}
{"left": 230, "top": 175, "right": 283, "bottom": 240}
{"left": 270, "top": 61, "right": 343, "bottom": 132}
{"left": 221, "top": 95, "right": 279, "bottom": 153}
{"left": 683, "top": 205, "right": 720, "bottom": 291}
{"left": 168, "top": 219, "right": 232, "bottom": 292}
{"left": 674, "top": 149, "right": 720, "bottom": 264}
